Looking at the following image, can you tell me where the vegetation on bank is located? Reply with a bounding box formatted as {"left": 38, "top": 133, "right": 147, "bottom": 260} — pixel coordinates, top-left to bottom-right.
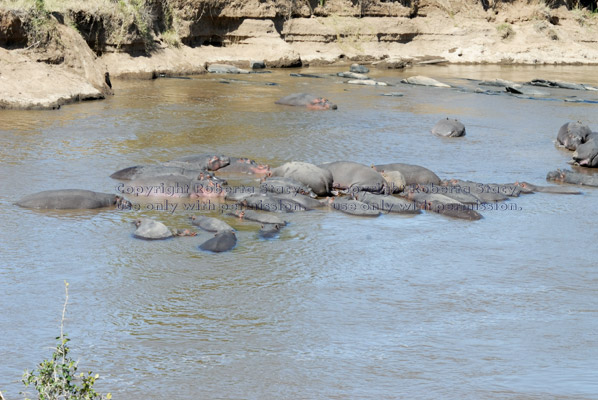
{"left": 0, "top": 282, "right": 110, "bottom": 400}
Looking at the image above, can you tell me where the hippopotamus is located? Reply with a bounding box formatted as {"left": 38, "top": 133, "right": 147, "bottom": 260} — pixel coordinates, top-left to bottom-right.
{"left": 271, "top": 162, "right": 333, "bottom": 196}
{"left": 229, "top": 210, "right": 287, "bottom": 226}
{"left": 215, "top": 157, "right": 270, "bottom": 176}
{"left": 353, "top": 191, "right": 420, "bottom": 214}
{"left": 546, "top": 169, "right": 598, "bottom": 187}
{"left": 164, "top": 154, "right": 230, "bottom": 171}
{"left": 275, "top": 93, "right": 338, "bottom": 110}
{"left": 239, "top": 194, "right": 306, "bottom": 213}
{"left": 16, "top": 189, "right": 129, "bottom": 210}
{"left": 431, "top": 118, "right": 466, "bottom": 137}
{"left": 514, "top": 181, "right": 582, "bottom": 194}
{"left": 401, "top": 76, "right": 450, "bottom": 88}
{"left": 404, "top": 190, "right": 482, "bottom": 221}
{"left": 380, "top": 171, "right": 406, "bottom": 193}
{"left": 350, "top": 63, "right": 369, "bottom": 74}
{"left": 409, "top": 183, "right": 481, "bottom": 204}
{"left": 110, "top": 165, "right": 225, "bottom": 183}
{"left": 117, "top": 175, "right": 227, "bottom": 198}
{"left": 258, "top": 224, "right": 282, "bottom": 239}
{"left": 331, "top": 196, "right": 380, "bottom": 217}
{"left": 270, "top": 193, "right": 328, "bottom": 209}
{"left": 571, "top": 137, "right": 598, "bottom": 167}
{"left": 505, "top": 86, "right": 549, "bottom": 97}
{"left": 556, "top": 122, "right": 593, "bottom": 151}
{"left": 319, "top": 161, "right": 389, "bottom": 194}
{"left": 199, "top": 230, "right": 237, "bottom": 253}
{"left": 441, "top": 180, "right": 511, "bottom": 202}
{"left": 260, "top": 176, "right": 318, "bottom": 198}
{"left": 373, "top": 163, "right": 441, "bottom": 186}
{"left": 191, "top": 215, "right": 234, "bottom": 232}
{"left": 132, "top": 218, "right": 174, "bottom": 240}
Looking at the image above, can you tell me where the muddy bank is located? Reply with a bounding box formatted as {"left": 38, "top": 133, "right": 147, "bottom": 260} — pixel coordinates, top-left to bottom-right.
{"left": 2, "top": 0, "right": 598, "bottom": 109}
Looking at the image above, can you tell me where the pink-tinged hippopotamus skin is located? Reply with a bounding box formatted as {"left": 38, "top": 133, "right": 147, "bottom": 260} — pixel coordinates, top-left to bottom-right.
{"left": 164, "top": 154, "right": 230, "bottom": 171}
{"left": 199, "top": 230, "right": 237, "bottom": 253}
{"left": 275, "top": 93, "right": 338, "bottom": 110}
{"left": 215, "top": 157, "right": 270, "bottom": 176}
{"left": 373, "top": 163, "right": 441, "bottom": 186}
{"left": 556, "top": 121, "right": 593, "bottom": 151}
{"left": 319, "top": 161, "right": 389, "bottom": 194}
{"left": 16, "top": 189, "right": 130, "bottom": 210}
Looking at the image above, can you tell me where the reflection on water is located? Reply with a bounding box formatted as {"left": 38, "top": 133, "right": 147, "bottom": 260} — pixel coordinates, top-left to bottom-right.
{"left": 1, "top": 65, "right": 598, "bottom": 399}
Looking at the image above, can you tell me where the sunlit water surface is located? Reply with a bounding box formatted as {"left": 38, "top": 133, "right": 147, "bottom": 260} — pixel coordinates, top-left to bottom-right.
{"left": 1, "top": 65, "right": 597, "bottom": 399}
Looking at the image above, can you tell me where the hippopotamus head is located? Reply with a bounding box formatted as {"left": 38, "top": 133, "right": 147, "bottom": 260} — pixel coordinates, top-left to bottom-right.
{"left": 190, "top": 181, "right": 226, "bottom": 198}
{"left": 115, "top": 195, "right": 132, "bottom": 209}
{"left": 307, "top": 98, "right": 338, "bottom": 111}
{"left": 546, "top": 170, "right": 565, "bottom": 182}
{"left": 207, "top": 155, "right": 230, "bottom": 171}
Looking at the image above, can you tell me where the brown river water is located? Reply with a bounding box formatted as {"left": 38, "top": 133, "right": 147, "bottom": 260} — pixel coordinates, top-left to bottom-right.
{"left": 1, "top": 65, "right": 597, "bottom": 399}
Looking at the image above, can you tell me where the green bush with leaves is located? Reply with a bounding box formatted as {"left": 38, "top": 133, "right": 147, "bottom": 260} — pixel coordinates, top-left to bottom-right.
{"left": 19, "top": 282, "right": 111, "bottom": 400}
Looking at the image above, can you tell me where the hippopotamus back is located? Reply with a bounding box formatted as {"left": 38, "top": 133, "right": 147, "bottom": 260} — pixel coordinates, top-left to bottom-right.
{"left": 16, "top": 189, "right": 121, "bottom": 209}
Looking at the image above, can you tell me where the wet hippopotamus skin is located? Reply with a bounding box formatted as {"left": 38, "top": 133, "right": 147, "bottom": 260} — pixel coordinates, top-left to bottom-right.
{"left": 16, "top": 189, "right": 129, "bottom": 209}
{"left": 239, "top": 194, "right": 307, "bottom": 213}
{"left": 132, "top": 218, "right": 173, "bottom": 240}
{"left": 331, "top": 196, "right": 381, "bottom": 217}
{"left": 258, "top": 224, "right": 282, "bottom": 239}
{"left": 164, "top": 154, "right": 230, "bottom": 171}
{"left": 199, "top": 230, "right": 237, "bottom": 253}
{"left": 117, "top": 175, "right": 227, "bottom": 198}
{"left": 110, "top": 165, "right": 225, "bottom": 184}
{"left": 275, "top": 93, "right": 338, "bottom": 110}
{"left": 514, "top": 181, "right": 582, "bottom": 194}
{"left": 405, "top": 183, "right": 481, "bottom": 205}
{"left": 353, "top": 191, "right": 420, "bottom": 214}
{"left": 215, "top": 157, "right": 270, "bottom": 176}
{"left": 546, "top": 169, "right": 598, "bottom": 187}
{"left": 191, "top": 215, "right": 234, "bottom": 233}
{"left": 404, "top": 190, "right": 483, "bottom": 221}
{"left": 319, "top": 161, "right": 389, "bottom": 194}
{"left": 260, "top": 177, "right": 318, "bottom": 198}
{"left": 270, "top": 162, "right": 333, "bottom": 196}
{"left": 373, "top": 163, "right": 441, "bottom": 186}
{"left": 571, "top": 137, "right": 598, "bottom": 167}
{"left": 441, "top": 180, "right": 511, "bottom": 202}
{"left": 556, "top": 121, "right": 593, "bottom": 151}
{"left": 431, "top": 118, "right": 466, "bottom": 137}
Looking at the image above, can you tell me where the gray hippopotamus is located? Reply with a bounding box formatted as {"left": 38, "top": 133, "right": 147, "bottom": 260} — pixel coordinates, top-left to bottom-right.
{"left": 401, "top": 76, "right": 451, "bottom": 88}
{"left": 117, "top": 175, "right": 226, "bottom": 198}
{"left": 380, "top": 171, "right": 406, "bottom": 193}
{"left": 270, "top": 162, "right": 333, "bottom": 196}
{"left": 571, "top": 137, "right": 598, "bottom": 167}
{"left": 410, "top": 183, "right": 481, "bottom": 205}
{"left": 230, "top": 210, "right": 287, "bottom": 226}
{"left": 546, "top": 169, "right": 598, "bottom": 187}
{"left": 239, "top": 194, "right": 307, "bottom": 213}
{"left": 404, "top": 190, "right": 482, "bottom": 221}
{"left": 110, "top": 165, "right": 224, "bottom": 183}
{"left": 556, "top": 121, "right": 593, "bottom": 151}
{"left": 275, "top": 93, "right": 338, "bottom": 110}
{"left": 215, "top": 157, "right": 270, "bottom": 176}
{"left": 514, "top": 181, "right": 582, "bottom": 194}
{"left": 258, "top": 224, "right": 282, "bottom": 239}
{"left": 191, "top": 215, "right": 234, "bottom": 233}
{"left": 441, "top": 179, "right": 511, "bottom": 202}
{"left": 199, "top": 230, "right": 237, "bottom": 253}
{"left": 270, "top": 193, "right": 328, "bottom": 209}
{"left": 164, "top": 154, "right": 230, "bottom": 171}
{"left": 331, "top": 196, "right": 380, "bottom": 217}
{"left": 373, "top": 163, "right": 441, "bottom": 186}
{"left": 16, "top": 189, "right": 129, "bottom": 210}
{"left": 133, "top": 218, "right": 175, "bottom": 240}
{"left": 260, "top": 176, "right": 318, "bottom": 198}
{"left": 353, "top": 191, "right": 420, "bottom": 214}
{"left": 431, "top": 118, "right": 466, "bottom": 137}
{"left": 319, "top": 161, "right": 389, "bottom": 194}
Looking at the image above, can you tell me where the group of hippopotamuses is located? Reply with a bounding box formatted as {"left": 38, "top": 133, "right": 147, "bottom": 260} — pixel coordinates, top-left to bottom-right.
{"left": 16, "top": 151, "right": 586, "bottom": 252}
{"left": 547, "top": 121, "right": 598, "bottom": 187}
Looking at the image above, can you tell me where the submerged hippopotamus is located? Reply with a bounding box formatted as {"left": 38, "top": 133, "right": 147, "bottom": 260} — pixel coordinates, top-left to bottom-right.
{"left": 373, "top": 163, "right": 441, "bottom": 186}
{"left": 117, "top": 175, "right": 226, "bottom": 198}
{"left": 546, "top": 169, "right": 598, "bottom": 187}
{"left": 258, "top": 223, "right": 282, "bottom": 239}
{"left": 164, "top": 154, "right": 230, "bottom": 171}
{"left": 275, "top": 93, "right": 338, "bottom": 110}
{"left": 319, "top": 161, "right": 389, "bottom": 194}
{"left": 199, "top": 230, "right": 237, "bottom": 253}
{"left": 353, "top": 191, "right": 420, "bottom": 214}
{"left": 16, "top": 189, "right": 129, "bottom": 210}
{"left": 230, "top": 210, "right": 287, "bottom": 226}
{"left": 215, "top": 157, "right": 270, "bottom": 176}
{"left": 132, "top": 218, "right": 174, "bottom": 240}
{"left": 514, "top": 181, "right": 582, "bottom": 194}
{"left": 331, "top": 196, "right": 381, "bottom": 217}
{"left": 191, "top": 215, "right": 234, "bottom": 233}
{"left": 556, "top": 121, "right": 593, "bottom": 151}
{"left": 110, "top": 165, "right": 224, "bottom": 183}
{"left": 404, "top": 189, "right": 482, "bottom": 221}
{"left": 431, "top": 118, "right": 466, "bottom": 137}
